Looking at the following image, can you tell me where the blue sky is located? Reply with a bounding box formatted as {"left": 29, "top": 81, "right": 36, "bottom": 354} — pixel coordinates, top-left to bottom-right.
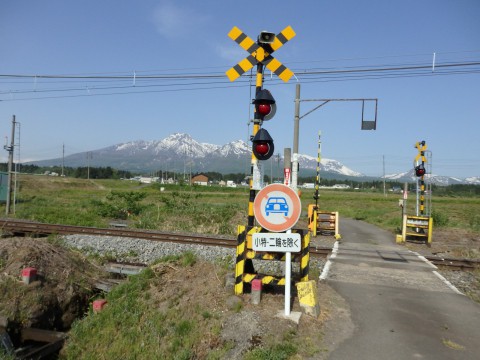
{"left": 1, "top": 0, "right": 479, "bottom": 178}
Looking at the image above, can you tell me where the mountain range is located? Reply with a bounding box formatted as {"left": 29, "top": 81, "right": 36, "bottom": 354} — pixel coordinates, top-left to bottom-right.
{"left": 27, "top": 133, "right": 479, "bottom": 185}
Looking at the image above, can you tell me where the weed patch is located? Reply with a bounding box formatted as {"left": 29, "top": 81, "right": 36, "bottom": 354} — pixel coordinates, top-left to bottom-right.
{"left": 61, "top": 254, "right": 228, "bottom": 360}
{"left": 244, "top": 342, "right": 297, "bottom": 360}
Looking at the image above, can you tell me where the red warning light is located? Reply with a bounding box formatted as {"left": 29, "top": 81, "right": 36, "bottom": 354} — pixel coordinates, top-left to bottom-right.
{"left": 257, "top": 103, "right": 272, "bottom": 117}
{"left": 254, "top": 142, "right": 270, "bottom": 156}
{"left": 252, "top": 128, "right": 274, "bottom": 160}
{"left": 415, "top": 164, "right": 426, "bottom": 177}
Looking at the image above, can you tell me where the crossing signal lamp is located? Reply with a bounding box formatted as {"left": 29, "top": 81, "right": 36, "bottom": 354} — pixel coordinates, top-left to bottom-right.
{"left": 252, "top": 128, "right": 274, "bottom": 160}
{"left": 415, "top": 164, "right": 426, "bottom": 177}
{"left": 253, "top": 89, "right": 276, "bottom": 121}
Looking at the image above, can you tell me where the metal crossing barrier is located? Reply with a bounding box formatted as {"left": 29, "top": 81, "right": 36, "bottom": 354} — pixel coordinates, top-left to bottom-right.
{"left": 400, "top": 214, "right": 433, "bottom": 245}
{"left": 307, "top": 204, "right": 341, "bottom": 239}
{"left": 234, "top": 225, "right": 310, "bottom": 295}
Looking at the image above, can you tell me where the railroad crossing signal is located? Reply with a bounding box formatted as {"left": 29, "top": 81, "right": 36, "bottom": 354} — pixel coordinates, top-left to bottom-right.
{"left": 225, "top": 26, "right": 296, "bottom": 82}
{"left": 415, "top": 141, "right": 427, "bottom": 163}
{"left": 252, "top": 128, "right": 274, "bottom": 160}
{"left": 414, "top": 141, "right": 427, "bottom": 177}
{"left": 415, "top": 163, "right": 426, "bottom": 177}
{"left": 253, "top": 88, "right": 276, "bottom": 121}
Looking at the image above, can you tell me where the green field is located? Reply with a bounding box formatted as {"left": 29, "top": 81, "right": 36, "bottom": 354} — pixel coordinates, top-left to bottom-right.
{"left": 3, "top": 174, "right": 479, "bottom": 237}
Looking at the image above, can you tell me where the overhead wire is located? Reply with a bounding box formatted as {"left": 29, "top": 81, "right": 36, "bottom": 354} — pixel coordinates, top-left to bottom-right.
{"left": 1, "top": 56, "right": 479, "bottom": 101}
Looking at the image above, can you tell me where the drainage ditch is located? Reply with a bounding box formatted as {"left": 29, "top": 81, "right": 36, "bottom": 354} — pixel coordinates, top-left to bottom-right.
{"left": 0, "top": 237, "right": 136, "bottom": 359}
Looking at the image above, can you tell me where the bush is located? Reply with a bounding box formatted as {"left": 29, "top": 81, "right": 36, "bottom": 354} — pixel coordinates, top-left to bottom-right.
{"left": 469, "top": 213, "right": 480, "bottom": 232}
{"left": 95, "top": 191, "right": 147, "bottom": 219}
{"left": 431, "top": 210, "right": 449, "bottom": 227}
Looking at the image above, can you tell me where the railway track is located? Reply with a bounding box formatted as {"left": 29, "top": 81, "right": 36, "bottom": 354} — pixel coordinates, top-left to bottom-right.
{"left": 3, "top": 219, "right": 477, "bottom": 268}
{"left": 0, "top": 218, "right": 331, "bottom": 257}
{"left": 0, "top": 218, "right": 236, "bottom": 248}
{"left": 425, "top": 255, "right": 480, "bottom": 271}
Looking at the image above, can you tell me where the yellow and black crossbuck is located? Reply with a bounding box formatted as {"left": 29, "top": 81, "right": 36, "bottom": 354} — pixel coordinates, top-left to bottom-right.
{"left": 226, "top": 26, "right": 296, "bottom": 82}
{"left": 415, "top": 141, "right": 428, "bottom": 163}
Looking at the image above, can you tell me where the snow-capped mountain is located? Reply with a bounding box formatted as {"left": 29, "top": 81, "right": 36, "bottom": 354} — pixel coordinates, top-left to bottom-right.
{"left": 297, "top": 154, "right": 363, "bottom": 177}
{"left": 27, "top": 133, "right": 361, "bottom": 177}
{"left": 384, "top": 169, "right": 480, "bottom": 185}
{"left": 464, "top": 177, "right": 480, "bottom": 185}
{"left": 26, "top": 133, "right": 479, "bottom": 183}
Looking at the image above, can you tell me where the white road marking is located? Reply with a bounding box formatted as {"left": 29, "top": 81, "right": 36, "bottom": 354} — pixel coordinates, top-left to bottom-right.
{"left": 319, "top": 241, "right": 339, "bottom": 281}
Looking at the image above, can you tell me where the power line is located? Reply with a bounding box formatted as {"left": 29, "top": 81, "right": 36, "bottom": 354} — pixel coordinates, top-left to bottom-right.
{"left": 2, "top": 60, "right": 479, "bottom": 81}
{"left": 1, "top": 60, "right": 479, "bottom": 102}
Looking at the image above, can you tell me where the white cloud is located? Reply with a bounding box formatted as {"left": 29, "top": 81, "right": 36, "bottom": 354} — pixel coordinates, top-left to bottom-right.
{"left": 152, "top": 1, "right": 209, "bottom": 39}
{"left": 215, "top": 43, "right": 246, "bottom": 62}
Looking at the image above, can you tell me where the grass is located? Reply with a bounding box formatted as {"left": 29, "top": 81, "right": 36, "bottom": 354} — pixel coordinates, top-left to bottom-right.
{"left": 7, "top": 175, "right": 248, "bottom": 235}
{"left": 6, "top": 175, "right": 480, "bottom": 237}
{"left": 61, "top": 254, "right": 319, "bottom": 360}
{"left": 299, "top": 188, "right": 480, "bottom": 234}
{"left": 61, "top": 253, "right": 231, "bottom": 360}
{"left": 0, "top": 349, "right": 16, "bottom": 360}
{"left": 442, "top": 338, "right": 465, "bottom": 351}
{"left": 243, "top": 343, "right": 297, "bottom": 360}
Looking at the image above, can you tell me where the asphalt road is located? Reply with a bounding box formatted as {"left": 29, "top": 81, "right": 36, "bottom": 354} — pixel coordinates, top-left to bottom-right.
{"left": 324, "top": 218, "right": 480, "bottom": 360}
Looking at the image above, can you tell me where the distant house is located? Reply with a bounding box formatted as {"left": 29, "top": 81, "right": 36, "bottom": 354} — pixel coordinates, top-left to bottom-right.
{"left": 139, "top": 177, "right": 153, "bottom": 184}
{"left": 332, "top": 184, "right": 350, "bottom": 189}
{"left": 191, "top": 173, "right": 208, "bottom": 186}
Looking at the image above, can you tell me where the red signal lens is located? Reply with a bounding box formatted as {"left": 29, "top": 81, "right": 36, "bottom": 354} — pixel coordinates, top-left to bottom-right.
{"left": 257, "top": 103, "right": 271, "bottom": 116}
{"left": 415, "top": 165, "right": 426, "bottom": 177}
{"left": 254, "top": 142, "right": 270, "bottom": 155}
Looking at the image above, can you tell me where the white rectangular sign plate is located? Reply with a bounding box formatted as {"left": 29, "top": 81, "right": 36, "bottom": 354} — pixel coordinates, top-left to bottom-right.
{"left": 252, "top": 233, "right": 301, "bottom": 253}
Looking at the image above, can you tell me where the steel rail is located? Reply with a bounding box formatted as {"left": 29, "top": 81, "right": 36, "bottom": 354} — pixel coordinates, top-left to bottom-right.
{"left": 0, "top": 218, "right": 236, "bottom": 247}
{"left": 425, "top": 255, "right": 480, "bottom": 271}
{"left": 0, "top": 218, "right": 331, "bottom": 257}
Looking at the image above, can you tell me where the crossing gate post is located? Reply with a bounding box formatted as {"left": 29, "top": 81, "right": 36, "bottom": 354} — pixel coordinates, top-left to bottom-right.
{"left": 300, "top": 229, "right": 310, "bottom": 282}
{"left": 316, "top": 211, "right": 341, "bottom": 239}
{"left": 402, "top": 215, "right": 434, "bottom": 246}
{"left": 234, "top": 226, "right": 247, "bottom": 295}
{"left": 227, "top": 26, "right": 304, "bottom": 296}
{"left": 307, "top": 204, "right": 318, "bottom": 237}
{"left": 235, "top": 227, "right": 310, "bottom": 295}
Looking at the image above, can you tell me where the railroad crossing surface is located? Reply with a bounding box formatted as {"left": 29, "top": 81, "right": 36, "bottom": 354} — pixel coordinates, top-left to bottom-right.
{"left": 322, "top": 218, "right": 480, "bottom": 360}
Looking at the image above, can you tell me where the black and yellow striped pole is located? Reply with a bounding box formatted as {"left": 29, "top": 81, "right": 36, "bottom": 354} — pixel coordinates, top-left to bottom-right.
{"left": 308, "top": 131, "right": 322, "bottom": 236}
{"left": 248, "top": 62, "right": 265, "bottom": 227}
{"left": 314, "top": 131, "right": 321, "bottom": 208}
{"left": 414, "top": 141, "right": 427, "bottom": 216}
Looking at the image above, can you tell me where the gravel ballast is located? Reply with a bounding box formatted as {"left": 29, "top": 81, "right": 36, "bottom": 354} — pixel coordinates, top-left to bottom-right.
{"left": 62, "top": 234, "right": 326, "bottom": 277}
{"left": 62, "top": 234, "right": 475, "bottom": 298}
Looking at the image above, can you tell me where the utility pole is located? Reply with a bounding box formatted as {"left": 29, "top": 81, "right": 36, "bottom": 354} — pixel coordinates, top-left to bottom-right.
{"left": 87, "top": 152, "right": 92, "bottom": 179}
{"left": 62, "top": 143, "right": 65, "bottom": 177}
{"left": 4, "top": 115, "right": 16, "bottom": 215}
{"left": 291, "top": 83, "right": 378, "bottom": 190}
{"left": 383, "top": 155, "right": 386, "bottom": 197}
{"left": 292, "top": 84, "right": 301, "bottom": 190}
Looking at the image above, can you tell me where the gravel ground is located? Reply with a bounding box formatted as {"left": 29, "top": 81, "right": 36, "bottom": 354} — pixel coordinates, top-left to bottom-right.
{"left": 62, "top": 234, "right": 327, "bottom": 278}
{"left": 439, "top": 270, "right": 479, "bottom": 298}
{"left": 62, "top": 234, "right": 476, "bottom": 301}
